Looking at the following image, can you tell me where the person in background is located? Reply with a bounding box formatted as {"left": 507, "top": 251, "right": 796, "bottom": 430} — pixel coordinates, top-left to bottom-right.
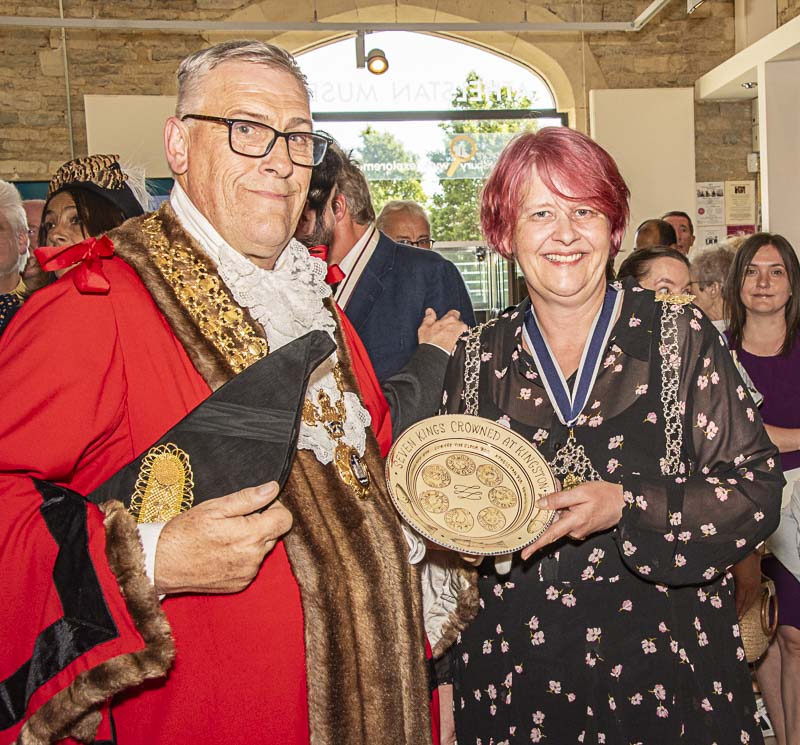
{"left": 22, "top": 197, "right": 44, "bottom": 258}
{"left": 20, "top": 198, "right": 48, "bottom": 290}
{"left": 294, "top": 129, "right": 340, "bottom": 248}
{"left": 302, "top": 140, "right": 475, "bottom": 381}
{"left": 633, "top": 218, "right": 677, "bottom": 250}
{"left": 724, "top": 232, "right": 800, "bottom": 745}
{"left": 0, "top": 180, "right": 29, "bottom": 336}
{"left": 436, "top": 127, "right": 780, "bottom": 744}
{"left": 296, "top": 141, "right": 467, "bottom": 439}
{"left": 689, "top": 246, "right": 735, "bottom": 332}
{"left": 22, "top": 199, "right": 45, "bottom": 253}
{"left": 377, "top": 199, "right": 435, "bottom": 249}
{"left": 38, "top": 154, "right": 145, "bottom": 251}
{"left": 616, "top": 244, "right": 690, "bottom": 295}
{"left": 663, "top": 210, "right": 695, "bottom": 255}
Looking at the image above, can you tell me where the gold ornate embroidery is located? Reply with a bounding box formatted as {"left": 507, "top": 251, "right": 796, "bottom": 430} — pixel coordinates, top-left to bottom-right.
{"left": 656, "top": 291, "right": 695, "bottom": 306}
{"left": 142, "top": 213, "right": 268, "bottom": 373}
{"left": 130, "top": 443, "right": 195, "bottom": 523}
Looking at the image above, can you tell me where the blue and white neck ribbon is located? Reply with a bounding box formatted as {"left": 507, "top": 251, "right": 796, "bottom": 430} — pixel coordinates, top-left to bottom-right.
{"left": 523, "top": 285, "right": 621, "bottom": 427}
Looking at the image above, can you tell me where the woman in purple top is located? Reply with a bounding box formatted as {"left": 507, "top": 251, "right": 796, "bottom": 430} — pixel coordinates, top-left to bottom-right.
{"left": 726, "top": 232, "right": 800, "bottom": 745}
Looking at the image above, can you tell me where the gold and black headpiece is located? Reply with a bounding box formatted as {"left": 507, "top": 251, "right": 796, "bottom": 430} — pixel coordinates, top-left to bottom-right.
{"left": 46, "top": 154, "right": 145, "bottom": 219}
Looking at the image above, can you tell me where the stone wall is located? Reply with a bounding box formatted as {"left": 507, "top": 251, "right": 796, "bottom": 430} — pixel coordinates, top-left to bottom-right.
{"left": 586, "top": 0, "right": 751, "bottom": 182}
{"left": 0, "top": 0, "right": 752, "bottom": 185}
{"left": 779, "top": 0, "right": 800, "bottom": 25}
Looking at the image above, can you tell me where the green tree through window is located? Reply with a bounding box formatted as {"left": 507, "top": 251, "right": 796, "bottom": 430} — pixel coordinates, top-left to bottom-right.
{"left": 429, "top": 71, "right": 538, "bottom": 242}
{"left": 357, "top": 126, "right": 427, "bottom": 215}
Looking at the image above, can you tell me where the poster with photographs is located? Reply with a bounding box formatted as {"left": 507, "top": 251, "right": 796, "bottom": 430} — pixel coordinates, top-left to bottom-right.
{"left": 724, "top": 181, "right": 756, "bottom": 225}
{"left": 695, "top": 181, "right": 725, "bottom": 227}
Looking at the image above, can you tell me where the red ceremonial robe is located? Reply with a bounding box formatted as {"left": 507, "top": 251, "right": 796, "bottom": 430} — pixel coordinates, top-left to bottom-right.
{"left": 0, "top": 253, "right": 402, "bottom": 744}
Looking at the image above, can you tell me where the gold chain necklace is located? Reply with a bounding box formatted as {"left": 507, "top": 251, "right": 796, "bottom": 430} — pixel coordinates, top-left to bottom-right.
{"left": 143, "top": 213, "right": 269, "bottom": 374}
{"left": 301, "top": 363, "right": 371, "bottom": 499}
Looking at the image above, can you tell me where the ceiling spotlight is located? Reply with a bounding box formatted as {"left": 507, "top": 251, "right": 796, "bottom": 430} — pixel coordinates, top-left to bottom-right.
{"left": 367, "top": 48, "right": 389, "bottom": 75}
{"left": 741, "top": 81, "right": 758, "bottom": 89}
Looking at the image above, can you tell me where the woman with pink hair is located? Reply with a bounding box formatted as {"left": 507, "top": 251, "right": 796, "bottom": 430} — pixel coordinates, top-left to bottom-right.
{"left": 440, "top": 127, "right": 781, "bottom": 743}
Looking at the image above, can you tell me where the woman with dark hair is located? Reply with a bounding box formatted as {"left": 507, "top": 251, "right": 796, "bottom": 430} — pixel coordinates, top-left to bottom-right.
{"left": 616, "top": 245, "right": 691, "bottom": 295}
{"left": 438, "top": 128, "right": 781, "bottom": 743}
{"left": 38, "top": 154, "right": 145, "bottom": 252}
{"left": 724, "top": 232, "right": 800, "bottom": 745}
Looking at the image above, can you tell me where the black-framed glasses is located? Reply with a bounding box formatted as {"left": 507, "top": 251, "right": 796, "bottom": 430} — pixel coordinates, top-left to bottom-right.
{"left": 397, "top": 238, "right": 436, "bottom": 249}
{"left": 181, "top": 114, "right": 330, "bottom": 167}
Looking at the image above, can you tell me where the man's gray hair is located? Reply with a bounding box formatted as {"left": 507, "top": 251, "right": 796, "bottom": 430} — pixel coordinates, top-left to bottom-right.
{"left": 376, "top": 200, "right": 429, "bottom": 232}
{"left": 175, "top": 40, "right": 310, "bottom": 117}
{"left": 0, "top": 180, "right": 28, "bottom": 250}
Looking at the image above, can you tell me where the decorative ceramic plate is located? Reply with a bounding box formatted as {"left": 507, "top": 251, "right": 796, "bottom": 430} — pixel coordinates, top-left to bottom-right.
{"left": 386, "top": 415, "right": 558, "bottom": 556}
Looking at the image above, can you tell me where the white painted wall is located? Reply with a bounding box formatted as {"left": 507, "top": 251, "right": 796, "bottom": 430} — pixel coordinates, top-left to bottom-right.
{"left": 758, "top": 59, "right": 800, "bottom": 248}
{"left": 589, "top": 87, "right": 696, "bottom": 262}
{"left": 85, "top": 95, "right": 176, "bottom": 178}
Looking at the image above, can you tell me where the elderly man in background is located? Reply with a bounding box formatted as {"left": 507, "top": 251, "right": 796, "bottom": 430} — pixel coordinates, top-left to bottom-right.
{"left": 297, "top": 140, "right": 475, "bottom": 381}
{"left": 377, "top": 199, "right": 434, "bottom": 249}
{"left": 0, "top": 41, "right": 433, "bottom": 745}
{"left": 0, "top": 180, "right": 29, "bottom": 335}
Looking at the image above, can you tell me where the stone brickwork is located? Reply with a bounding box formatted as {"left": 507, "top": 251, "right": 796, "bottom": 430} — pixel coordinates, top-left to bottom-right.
{"left": 585, "top": 0, "right": 751, "bottom": 182}
{"left": 0, "top": 0, "right": 752, "bottom": 186}
{"left": 779, "top": 0, "right": 800, "bottom": 24}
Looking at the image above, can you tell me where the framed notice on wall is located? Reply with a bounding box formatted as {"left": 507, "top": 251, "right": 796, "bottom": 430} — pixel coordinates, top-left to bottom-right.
{"left": 724, "top": 181, "right": 756, "bottom": 225}
{"left": 695, "top": 181, "right": 725, "bottom": 226}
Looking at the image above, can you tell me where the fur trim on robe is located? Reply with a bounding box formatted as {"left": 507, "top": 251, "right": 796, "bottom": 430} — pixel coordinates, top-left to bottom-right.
{"left": 18, "top": 501, "right": 174, "bottom": 745}
{"left": 111, "top": 204, "right": 433, "bottom": 745}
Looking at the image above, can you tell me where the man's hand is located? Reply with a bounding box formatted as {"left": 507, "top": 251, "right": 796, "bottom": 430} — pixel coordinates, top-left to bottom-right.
{"left": 521, "top": 480, "right": 624, "bottom": 560}
{"left": 732, "top": 551, "right": 763, "bottom": 617}
{"left": 417, "top": 308, "right": 467, "bottom": 354}
{"left": 153, "top": 481, "right": 292, "bottom": 595}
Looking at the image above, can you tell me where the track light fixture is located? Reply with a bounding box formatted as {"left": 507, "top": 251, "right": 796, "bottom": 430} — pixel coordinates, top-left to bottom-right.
{"left": 354, "top": 32, "right": 388, "bottom": 74}
{"left": 355, "top": 30, "right": 366, "bottom": 68}
{"left": 366, "top": 48, "right": 389, "bottom": 75}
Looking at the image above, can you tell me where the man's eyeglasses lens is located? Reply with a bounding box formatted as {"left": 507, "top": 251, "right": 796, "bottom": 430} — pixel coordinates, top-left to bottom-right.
{"left": 397, "top": 238, "right": 435, "bottom": 249}
{"left": 182, "top": 115, "right": 329, "bottom": 166}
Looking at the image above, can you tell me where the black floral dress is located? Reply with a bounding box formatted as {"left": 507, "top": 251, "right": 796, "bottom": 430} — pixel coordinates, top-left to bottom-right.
{"left": 441, "top": 282, "right": 782, "bottom": 745}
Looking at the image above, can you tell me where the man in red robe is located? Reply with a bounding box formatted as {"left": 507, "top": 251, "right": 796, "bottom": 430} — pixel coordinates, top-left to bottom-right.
{"left": 0, "top": 41, "right": 434, "bottom": 745}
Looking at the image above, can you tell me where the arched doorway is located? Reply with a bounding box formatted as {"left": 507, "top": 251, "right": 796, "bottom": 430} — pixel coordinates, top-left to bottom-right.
{"left": 298, "top": 32, "right": 562, "bottom": 315}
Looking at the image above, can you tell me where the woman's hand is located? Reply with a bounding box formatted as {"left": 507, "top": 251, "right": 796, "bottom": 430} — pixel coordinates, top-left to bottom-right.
{"left": 732, "top": 551, "right": 763, "bottom": 617}
{"left": 521, "top": 480, "right": 625, "bottom": 560}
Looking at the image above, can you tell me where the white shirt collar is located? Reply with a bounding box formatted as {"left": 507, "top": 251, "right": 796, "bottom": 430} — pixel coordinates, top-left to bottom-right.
{"left": 337, "top": 223, "right": 375, "bottom": 277}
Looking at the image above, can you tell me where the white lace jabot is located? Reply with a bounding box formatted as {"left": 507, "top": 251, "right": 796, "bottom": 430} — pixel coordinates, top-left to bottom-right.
{"left": 169, "top": 183, "right": 371, "bottom": 464}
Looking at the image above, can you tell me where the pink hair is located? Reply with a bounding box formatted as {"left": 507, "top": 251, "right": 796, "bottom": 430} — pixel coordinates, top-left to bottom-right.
{"left": 480, "top": 127, "right": 630, "bottom": 258}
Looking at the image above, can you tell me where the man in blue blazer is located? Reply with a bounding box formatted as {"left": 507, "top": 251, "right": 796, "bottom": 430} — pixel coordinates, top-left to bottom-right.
{"left": 297, "top": 142, "right": 475, "bottom": 383}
